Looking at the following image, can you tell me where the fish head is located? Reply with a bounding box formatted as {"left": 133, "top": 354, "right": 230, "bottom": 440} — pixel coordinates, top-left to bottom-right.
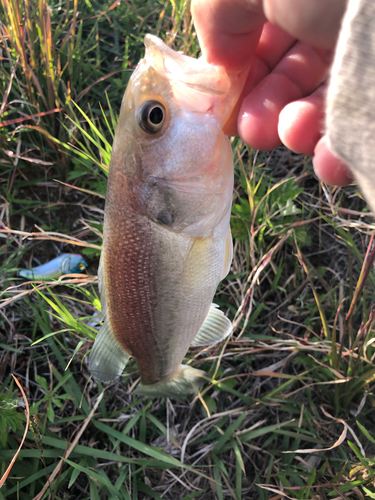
{"left": 59, "top": 254, "right": 88, "bottom": 275}
{"left": 68, "top": 254, "right": 88, "bottom": 274}
{"left": 110, "top": 35, "right": 245, "bottom": 236}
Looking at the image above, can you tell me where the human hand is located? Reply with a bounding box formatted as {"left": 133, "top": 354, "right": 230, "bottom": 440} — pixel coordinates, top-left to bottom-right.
{"left": 192, "top": 0, "right": 353, "bottom": 186}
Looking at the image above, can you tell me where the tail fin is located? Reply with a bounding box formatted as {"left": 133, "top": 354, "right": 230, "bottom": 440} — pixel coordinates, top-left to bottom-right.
{"left": 134, "top": 365, "right": 208, "bottom": 399}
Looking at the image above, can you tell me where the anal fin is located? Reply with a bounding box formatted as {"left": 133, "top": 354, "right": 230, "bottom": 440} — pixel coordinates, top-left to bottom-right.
{"left": 192, "top": 304, "right": 232, "bottom": 346}
{"left": 134, "top": 365, "right": 208, "bottom": 399}
{"left": 89, "top": 319, "right": 130, "bottom": 382}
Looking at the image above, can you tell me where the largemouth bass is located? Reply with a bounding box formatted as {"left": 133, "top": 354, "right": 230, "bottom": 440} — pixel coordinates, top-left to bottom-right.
{"left": 19, "top": 254, "right": 87, "bottom": 280}
{"left": 89, "top": 35, "right": 245, "bottom": 399}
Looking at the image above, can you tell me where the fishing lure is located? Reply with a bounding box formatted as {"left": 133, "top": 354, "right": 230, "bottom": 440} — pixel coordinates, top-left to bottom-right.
{"left": 19, "top": 253, "right": 88, "bottom": 280}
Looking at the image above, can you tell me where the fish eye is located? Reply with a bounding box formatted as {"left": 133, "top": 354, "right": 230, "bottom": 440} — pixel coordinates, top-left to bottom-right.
{"left": 139, "top": 100, "right": 166, "bottom": 134}
{"left": 79, "top": 262, "right": 86, "bottom": 270}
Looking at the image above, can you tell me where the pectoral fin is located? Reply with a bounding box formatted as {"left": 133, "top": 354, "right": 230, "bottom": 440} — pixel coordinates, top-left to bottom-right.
{"left": 220, "top": 227, "right": 233, "bottom": 280}
{"left": 134, "top": 365, "right": 208, "bottom": 399}
{"left": 89, "top": 320, "right": 130, "bottom": 382}
{"left": 192, "top": 304, "right": 232, "bottom": 346}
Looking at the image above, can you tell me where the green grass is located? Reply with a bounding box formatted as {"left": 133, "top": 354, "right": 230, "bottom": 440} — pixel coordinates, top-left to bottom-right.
{"left": 2, "top": 0, "right": 375, "bottom": 498}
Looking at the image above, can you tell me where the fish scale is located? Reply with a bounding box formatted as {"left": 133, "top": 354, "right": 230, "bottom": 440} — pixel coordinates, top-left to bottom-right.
{"left": 105, "top": 206, "right": 159, "bottom": 369}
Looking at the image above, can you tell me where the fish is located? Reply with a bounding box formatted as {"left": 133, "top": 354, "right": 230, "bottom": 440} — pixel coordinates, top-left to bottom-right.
{"left": 89, "top": 35, "right": 246, "bottom": 399}
{"left": 19, "top": 253, "right": 88, "bottom": 280}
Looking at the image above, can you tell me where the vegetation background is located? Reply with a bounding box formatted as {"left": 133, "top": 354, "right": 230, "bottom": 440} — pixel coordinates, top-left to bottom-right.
{"left": 1, "top": 0, "right": 375, "bottom": 498}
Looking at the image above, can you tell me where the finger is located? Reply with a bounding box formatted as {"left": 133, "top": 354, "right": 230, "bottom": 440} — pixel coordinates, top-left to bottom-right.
{"left": 264, "top": 0, "right": 348, "bottom": 50}
{"left": 223, "top": 23, "right": 297, "bottom": 135}
{"left": 253, "top": 21, "right": 296, "bottom": 69}
{"left": 191, "top": 0, "right": 266, "bottom": 70}
{"left": 313, "top": 135, "right": 354, "bottom": 186}
{"left": 238, "top": 42, "right": 332, "bottom": 150}
{"left": 278, "top": 85, "right": 326, "bottom": 156}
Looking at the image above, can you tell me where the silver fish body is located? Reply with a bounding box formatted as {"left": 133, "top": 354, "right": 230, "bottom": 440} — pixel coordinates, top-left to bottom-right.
{"left": 89, "top": 35, "right": 245, "bottom": 398}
